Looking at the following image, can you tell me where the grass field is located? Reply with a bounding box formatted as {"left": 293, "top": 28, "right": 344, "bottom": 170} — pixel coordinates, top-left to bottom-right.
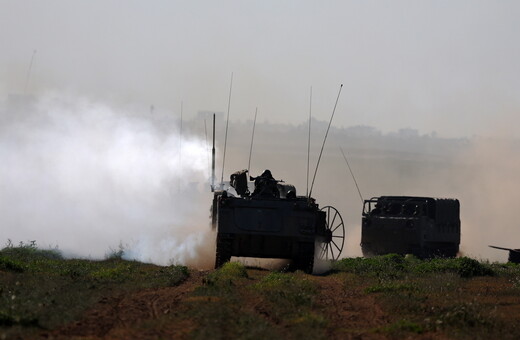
{"left": 1, "top": 243, "right": 520, "bottom": 339}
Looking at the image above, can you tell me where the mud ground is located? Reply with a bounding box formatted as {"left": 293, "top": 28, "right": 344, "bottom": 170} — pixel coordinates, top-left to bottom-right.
{"left": 35, "top": 268, "right": 520, "bottom": 340}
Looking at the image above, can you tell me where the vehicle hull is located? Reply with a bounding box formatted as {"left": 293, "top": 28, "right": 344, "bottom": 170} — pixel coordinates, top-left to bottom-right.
{"left": 213, "top": 193, "right": 327, "bottom": 272}
{"left": 361, "top": 196, "right": 460, "bottom": 258}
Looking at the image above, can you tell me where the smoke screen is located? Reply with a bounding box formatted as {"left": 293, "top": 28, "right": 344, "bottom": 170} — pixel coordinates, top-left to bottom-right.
{"left": 2, "top": 93, "right": 520, "bottom": 266}
{"left": 0, "top": 93, "right": 215, "bottom": 267}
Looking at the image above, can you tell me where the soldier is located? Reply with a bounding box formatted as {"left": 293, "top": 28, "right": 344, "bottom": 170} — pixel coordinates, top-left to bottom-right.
{"left": 230, "top": 169, "right": 249, "bottom": 197}
{"left": 250, "top": 169, "right": 280, "bottom": 198}
{"left": 371, "top": 202, "right": 382, "bottom": 215}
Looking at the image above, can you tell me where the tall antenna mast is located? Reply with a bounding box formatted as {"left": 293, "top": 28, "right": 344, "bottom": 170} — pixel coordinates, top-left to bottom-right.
{"left": 24, "top": 49, "right": 37, "bottom": 94}
{"left": 247, "top": 107, "right": 258, "bottom": 173}
{"left": 340, "top": 146, "right": 364, "bottom": 204}
{"left": 220, "top": 72, "right": 233, "bottom": 187}
{"left": 204, "top": 118, "right": 211, "bottom": 183}
{"left": 306, "top": 86, "right": 312, "bottom": 197}
{"left": 308, "top": 84, "right": 343, "bottom": 201}
{"left": 178, "top": 101, "right": 183, "bottom": 192}
{"left": 179, "top": 101, "right": 183, "bottom": 155}
{"left": 211, "top": 113, "right": 216, "bottom": 191}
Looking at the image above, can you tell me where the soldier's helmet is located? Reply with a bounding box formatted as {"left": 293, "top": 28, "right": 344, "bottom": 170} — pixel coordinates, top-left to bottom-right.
{"left": 261, "top": 169, "right": 273, "bottom": 179}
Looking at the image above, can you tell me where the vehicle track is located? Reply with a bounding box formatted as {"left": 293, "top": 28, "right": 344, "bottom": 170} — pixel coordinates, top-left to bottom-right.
{"left": 45, "top": 270, "right": 208, "bottom": 339}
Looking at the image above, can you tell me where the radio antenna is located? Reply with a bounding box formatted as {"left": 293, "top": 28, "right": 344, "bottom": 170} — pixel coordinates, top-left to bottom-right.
{"left": 24, "top": 49, "right": 37, "bottom": 94}
{"left": 339, "top": 146, "right": 364, "bottom": 204}
{"left": 179, "top": 101, "right": 183, "bottom": 160}
{"left": 178, "top": 101, "right": 183, "bottom": 192}
{"left": 308, "top": 84, "right": 343, "bottom": 201}
{"left": 220, "top": 73, "right": 233, "bottom": 188}
{"left": 204, "top": 118, "right": 211, "bottom": 182}
{"left": 306, "top": 86, "right": 312, "bottom": 197}
{"left": 211, "top": 113, "right": 216, "bottom": 191}
{"left": 247, "top": 107, "right": 258, "bottom": 173}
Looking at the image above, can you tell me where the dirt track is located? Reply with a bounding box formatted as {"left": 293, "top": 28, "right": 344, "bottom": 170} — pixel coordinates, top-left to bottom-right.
{"left": 43, "top": 270, "right": 209, "bottom": 339}
{"left": 35, "top": 268, "right": 520, "bottom": 340}
{"left": 310, "top": 275, "right": 390, "bottom": 339}
{"left": 40, "top": 269, "right": 395, "bottom": 340}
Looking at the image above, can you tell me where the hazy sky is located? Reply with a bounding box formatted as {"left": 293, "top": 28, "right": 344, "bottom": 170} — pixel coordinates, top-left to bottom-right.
{"left": 1, "top": 0, "right": 520, "bottom": 138}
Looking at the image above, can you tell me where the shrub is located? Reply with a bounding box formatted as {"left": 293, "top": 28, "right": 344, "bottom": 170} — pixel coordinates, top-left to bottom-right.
{"left": 413, "top": 257, "right": 494, "bottom": 278}
{"left": 90, "top": 263, "right": 134, "bottom": 282}
{"left": 334, "top": 255, "right": 495, "bottom": 279}
{"left": 0, "top": 256, "right": 25, "bottom": 272}
{"left": 162, "top": 265, "right": 190, "bottom": 286}
{"left": 0, "top": 241, "right": 62, "bottom": 261}
{"left": 332, "top": 254, "right": 407, "bottom": 280}
{"left": 202, "top": 262, "right": 248, "bottom": 287}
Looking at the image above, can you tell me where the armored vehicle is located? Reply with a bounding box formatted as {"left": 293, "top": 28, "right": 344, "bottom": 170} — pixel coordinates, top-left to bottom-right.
{"left": 361, "top": 196, "right": 460, "bottom": 258}
{"left": 211, "top": 169, "right": 345, "bottom": 273}
{"left": 489, "top": 245, "right": 520, "bottom": 264}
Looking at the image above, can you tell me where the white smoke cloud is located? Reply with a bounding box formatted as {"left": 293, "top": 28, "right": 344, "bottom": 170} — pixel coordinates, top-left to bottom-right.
{"left": 0, "top": 93, "right": 215, "bottom": 267}
{"left": 456, "top": 137, "right": 520, "bottom": 262}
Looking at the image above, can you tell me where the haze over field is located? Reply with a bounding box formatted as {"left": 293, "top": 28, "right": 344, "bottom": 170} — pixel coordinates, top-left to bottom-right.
{"left": 1, "top": 1, "right": 520, "bottom": 264}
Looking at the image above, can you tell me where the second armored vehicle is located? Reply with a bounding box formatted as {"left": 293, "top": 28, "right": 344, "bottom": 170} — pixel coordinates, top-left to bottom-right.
{"left": 361, "top": 196, "right": 460, "bottom": 258}
{"left": 489, "top": 245, "right": 520, "bottom": 264}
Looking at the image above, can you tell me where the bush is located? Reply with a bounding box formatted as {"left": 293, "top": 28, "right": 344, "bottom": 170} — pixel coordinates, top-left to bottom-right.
{"left": 333, "top": 255, "right": 495, "bottom": 279}
{"left": 332, "top": 254, "right": 407, "bottom": 280}
{"left": 0, "top": 256, "right": 25, "bottom": 272}
{"left": 0, "top": 241, "right": 62, "bottom": 261}
{"left": 90, "top": 264, "right": 133, "bottom": 282}
{"left": 162, "top": 265, "right": 190, "bottom": 286}
{"left": 414, "top": 257, "right": 494, "bottom": 278}
{"left": 203, "top": 262, "right": 248, "bottom": 287}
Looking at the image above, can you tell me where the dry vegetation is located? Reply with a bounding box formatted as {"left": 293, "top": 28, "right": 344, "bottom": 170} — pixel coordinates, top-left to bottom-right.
{"left": 2, "top": 243, "right": 520, "bottom": 339}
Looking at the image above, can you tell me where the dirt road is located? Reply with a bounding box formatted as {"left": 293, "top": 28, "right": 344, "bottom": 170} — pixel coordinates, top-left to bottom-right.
{"left": 40, "top": 269, "right": 395, "bottom": 340}
{"left": 36, "top": 267, "right": 520, "bottom": 340}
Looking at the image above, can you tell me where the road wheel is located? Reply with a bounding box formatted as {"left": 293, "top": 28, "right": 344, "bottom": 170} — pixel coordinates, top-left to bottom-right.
{"left": 318, "top": 206, "right": 345, "bottom": 261}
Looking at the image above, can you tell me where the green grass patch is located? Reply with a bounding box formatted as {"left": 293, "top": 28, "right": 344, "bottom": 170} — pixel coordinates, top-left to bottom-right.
{"left": 182, "top": 264, "right": 286, "bottom": 339}
{"left": 1, "top": 240, "right": 62, "bottom": 261}
{"left": 254, "top": 271, "right": 317, "bottom": 310}
{"left": 333, "top": 254, "right": 495, "bottom": 279}
{"left": 179, "top": 297, "right": 282, "bottom": 340}
{"left": 413, "top": 257, "right": 494, "bottom": 278}
{"left": 252, "top": 270, "right": 327, "bottom": 339}
{"left": 196, "top": 262, "right": 248, "bottom": 296}
{"left": 186, "top": 268, "right": 327, "bottom": 340}
{"left": 0, "top": 243, "right": 189, "bottom": 338}
{"left": 332, "top": 253, "right": 406, "bottom": 279}
{"left": 204, "top": 261, "right": 248, "bottom": 285}
{"left": 333, "top": 255, "right": 509, "bottom": 338}
{"left": 488, "top": 262, "right": 520, "bottom": 288}
{"left": 365, "top": 282, "right": 418, "bottom": 294}
{"left": 428, "top": 302, "right": 493, "bottom": 329}
{"left": 89, "top": 262, "right": 134, "bottom": 282}
{"left": 0, "top": 256, "right": 26, "bottom": 272}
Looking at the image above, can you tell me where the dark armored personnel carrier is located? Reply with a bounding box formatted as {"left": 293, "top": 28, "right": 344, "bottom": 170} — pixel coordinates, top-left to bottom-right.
{"left": 361, "top": 196, "right": 460, "bottom": 258}
{"left": 211, "top": 169, "right": 345, "bottom": 273}
{"left": 489, "top": 245, "right": 520, "bottom": 264}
